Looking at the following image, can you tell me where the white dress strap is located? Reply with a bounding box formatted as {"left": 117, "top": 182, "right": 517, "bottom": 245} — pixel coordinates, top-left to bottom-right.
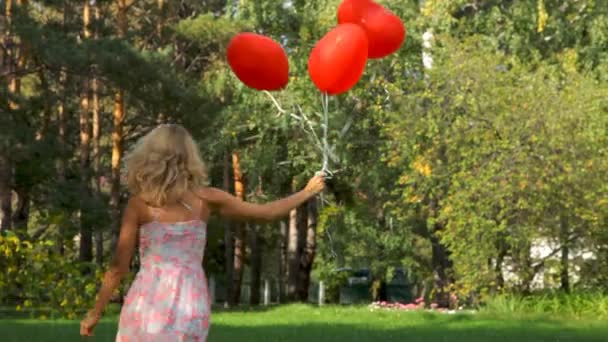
{"left": 179, "top": 200, "right": 193, "bottom": 212}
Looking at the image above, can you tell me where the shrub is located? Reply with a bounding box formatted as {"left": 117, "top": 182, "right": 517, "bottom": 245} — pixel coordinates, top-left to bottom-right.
{"left": 0, "top": 232, "right": 131, "bottom": 319}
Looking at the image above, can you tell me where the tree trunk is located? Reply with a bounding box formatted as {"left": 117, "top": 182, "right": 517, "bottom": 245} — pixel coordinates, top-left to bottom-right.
{"left": 110, "top": 0, "right": 128, "bottom": 250}
{"left": 79, "top": 0, "right": 93, "bottom": 263}
{"left": 1, "top": 0, "right": 13, "bottom": 233}
{"left": 92, "top": 72, "right": 103, "bottom": 265}
{"left": 110, "top": 89, "right": 124, "bottom": 250}
{"left": 295, "top": 200, "right": 308, "bottom": 301}
{"left": 10, "top": 29, "right": 28, "bottom": 236}
{"left": 430, "top": 227, "right": 453, "bottom": 307}
{"left": 286, "top": 179, "right": 301, "bottom": 301}
{"left": 36, "top": 68, "right": 51, "bottom": 140}
{"left": 7, "top": 1, "right": 23, "bottom": 110}
{"left": 278, "top": 220, "right": 287, "bottom": 303}
{"left": 560, "top": 215, "right": 570, "bottom": 293}
{"left": 2, "top": 0, "right": 29, "bottom": 233}
{"left": 156, "top": 0, "right": 165, "bottom": 46}
{"left": 12, "top": 185, "right": 29, "bottom": 234}
{"left": 298, "top": 198, "right": 318, "bottom": 301}
{"left": 231, "top": 151, "right": 246, "bottom": 305}
{"left": 222, "top": 154, "right": 234, "bottom": 307}
{"left": 155, "top": 0, "right": 166, "bottom": 122}
{"left": 55, "top": 1, "right": 70, "bottom": 255}
{"left": 56, "top": 68, "right": 67, "bottom": 255}
{"left": 0, "top": 150, "right": 11, "bottom": 233}
{"left": 14, "top": 66, "right": 52, "bottom": 235}
{"left": 249, "top": 224, "right": 262, "bottom": 305}
{"left": 427, "top": 196, "right": 453, "bottom": 307}
{"left": 494, "top": 241, "right": 507, "bottom": 292}
{"left": 91, "top": 0, "right": 103, "bottom": 266}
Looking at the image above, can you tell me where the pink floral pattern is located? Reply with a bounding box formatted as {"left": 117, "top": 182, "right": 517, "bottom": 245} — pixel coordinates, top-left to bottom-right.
{"left": 116, "top": 220, "right": 210, "bottom": 342}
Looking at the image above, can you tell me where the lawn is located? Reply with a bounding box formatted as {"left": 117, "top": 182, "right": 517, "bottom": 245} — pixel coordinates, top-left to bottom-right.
{"left": 2, "top": 304, "right": 607, "bottom": 342}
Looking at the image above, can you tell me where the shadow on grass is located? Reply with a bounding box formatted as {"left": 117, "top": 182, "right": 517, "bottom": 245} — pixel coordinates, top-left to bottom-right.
{"left": 208, "top": 322, "right": 608, "bottom": 342}
{"left": 2, "top": 313, "right": 607, "bottom": 342}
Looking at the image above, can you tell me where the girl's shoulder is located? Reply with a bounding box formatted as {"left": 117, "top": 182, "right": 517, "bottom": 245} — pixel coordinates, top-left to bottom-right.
{"left": 195, "top": 187, "right": 233, "bottom": 204}
{"left": 125, "top": 196, "right": 151, "bottom": 219}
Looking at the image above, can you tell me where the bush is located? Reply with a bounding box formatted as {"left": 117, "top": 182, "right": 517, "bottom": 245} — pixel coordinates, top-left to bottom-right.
{"left": 0, "top": 232, "right": 119, "bottom": 319}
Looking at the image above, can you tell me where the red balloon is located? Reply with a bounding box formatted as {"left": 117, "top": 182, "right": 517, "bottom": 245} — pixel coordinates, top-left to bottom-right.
{"left": 308, "top": 24, "right": 368, "bottom": 95}
{"left": 227, "top": 33, "right": 289, "bottom": 91}
{"left": 362, "top": 6, "right": 406, "bottom": 58}
{"left": 337, "top": 0, "right": 374, "bottom": 23}
{"left": 337, "top": 0, "right": 406, "bottom": 59}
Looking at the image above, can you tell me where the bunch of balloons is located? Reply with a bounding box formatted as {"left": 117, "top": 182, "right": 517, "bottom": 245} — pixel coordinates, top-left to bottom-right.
{"left": 226, "top": 0, "right": 405, "bottom": 95}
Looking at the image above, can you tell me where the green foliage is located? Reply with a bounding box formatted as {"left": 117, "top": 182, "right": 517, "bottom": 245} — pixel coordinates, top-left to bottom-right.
{"left": 383, "top": 35, "right": 608, "bottom": 297}
{"left": 0, "top": 232, "right": 133, "bottom": 319}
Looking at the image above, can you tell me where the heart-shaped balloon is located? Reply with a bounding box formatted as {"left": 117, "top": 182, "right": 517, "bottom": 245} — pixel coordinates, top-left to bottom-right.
{"left": 227, "top": 33, "right": 289, "bottom": 91}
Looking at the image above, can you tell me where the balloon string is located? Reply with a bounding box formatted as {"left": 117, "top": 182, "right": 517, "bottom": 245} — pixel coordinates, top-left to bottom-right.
{"left": 263, "top": 90, "right": 287, "bottom": 114}
{"left": 319, "top": 92, "right": 338, "bottom": 262}
{"left": 263, "top": 90, "right": 334, "bottom": 180}
{"left": 321, "top": 92, "right": 330, "bottom": 174}
{"left": 263, "top": 90, "right": 337, "bottom": 261}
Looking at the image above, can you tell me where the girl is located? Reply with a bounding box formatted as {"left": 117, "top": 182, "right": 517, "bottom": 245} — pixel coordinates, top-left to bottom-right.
{"left": 80, "top": 124, "right": 325, "bottom": 341}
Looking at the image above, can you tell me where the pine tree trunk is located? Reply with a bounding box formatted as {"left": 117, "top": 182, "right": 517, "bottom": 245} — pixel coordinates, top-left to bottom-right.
{"left": 56, "top": 1, "right": 70, "bottom": 256}
{"left": 223, "top": 154, "right": 234, "bottom": 307}
{"left": 249, "top": 224, "right": 262, "bottom": 305}
{"left": 56, "top": 68, "right": 67, "bottom": 255}
{"left": 11, "top": 19, "right": 28, "bottom": 236}
{"left": 2, "top": 0, "right": 29, "bottom": 234}
{"left": 92, "top": 76, "right": 103, "bottom": 264}
{"left": 79, "top": 0, "right": 93, "bottom": 263}
{"left": 91, "top": 77, "right": 103, "bottom": 266}
{"left": 298, "top": 199, "right": 318, "bottom": 301}
{"left": 22, "top": 67, "right": 51, "bottom": 233}
{"left": 1, "top": 0, "right": 14, "bottom": 233}
{"left": 155, "top": 0, "right": 166, "bottom": 123}
{"left": 278, "top": 220, "right": 287, "bottom": 303}
{"left": 295, "top": 201, "right": 308, "bottom": 301}
{"left": 111, "top": 0, "right": 128, "bottom": 250}
{"left": 286, "top": 179, "right": 300, "bottom": 301}
{"left": 0, "top": 150, "right": 11, "bottom": 233}
{"left": 231, "top": 151, "right": 246, "bottom": 305}
{"left": 7, "top": 1, "right": 23, "bottom": 107}
{"left": 91, "top": 0, "right": 103, "bottom": 266}
{"left": 11, "top": 0, "right": 31, "bottom": 237}
{"left": 110, "top": 89, "right": 124, "bottom": 250}
{"left": 36, "top": 69, "right": 51, "bottom": 140}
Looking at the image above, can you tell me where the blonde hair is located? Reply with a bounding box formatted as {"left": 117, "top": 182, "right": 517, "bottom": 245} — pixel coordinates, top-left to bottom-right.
{"left": 125, "top": 124, "right": 208, "bottom": 207}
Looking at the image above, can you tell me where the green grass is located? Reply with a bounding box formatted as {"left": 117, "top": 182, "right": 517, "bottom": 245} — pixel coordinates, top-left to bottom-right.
{"left": 481, "top": 292, "right": 608, "bottom": 320}
{"left": 2, "top": 304, "right": 607, "bottom": 342}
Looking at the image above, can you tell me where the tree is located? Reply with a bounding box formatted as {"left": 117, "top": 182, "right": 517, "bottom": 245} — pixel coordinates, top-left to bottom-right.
{"left": 110, "top": 0, "right": 129, "bottom": 250}
{"left": 230, "top": 151, "right": 246, "bottom": 305}
{"left": 92, "top": 0, "right": 103, "bottom": 266}
{"left": 222, "top": 153, "right": 234, "bottom": 306}
{"left": 79, "top": 0, "right": 93, "bottom": 263}
{"left": 298, "top": 199, "right": 318, "bottom": 301}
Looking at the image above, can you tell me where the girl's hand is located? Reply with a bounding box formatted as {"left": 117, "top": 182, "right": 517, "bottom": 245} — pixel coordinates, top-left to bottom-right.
{"left": 304, "top": 174, "right": 326, "bottom": 195}
{"left": 80, "top": 310, "right": 101, "bottom": 337}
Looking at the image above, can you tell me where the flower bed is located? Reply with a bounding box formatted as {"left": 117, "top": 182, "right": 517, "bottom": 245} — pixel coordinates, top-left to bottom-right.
{"left": 368, "top": 297, "right": 473, "bottom": 314}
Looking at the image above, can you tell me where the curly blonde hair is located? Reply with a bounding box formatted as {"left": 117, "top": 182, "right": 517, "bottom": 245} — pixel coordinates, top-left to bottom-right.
{"left": 124, "top": 124, "right": 208, "bottom": 207}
